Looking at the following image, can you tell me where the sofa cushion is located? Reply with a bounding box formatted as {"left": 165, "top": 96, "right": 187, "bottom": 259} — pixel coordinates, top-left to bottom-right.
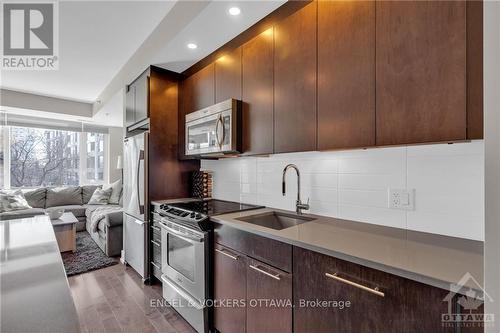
{"left": 48, "top": 205, "right": 86, "bottom": 218}
{"left": 0, "top": 208, "right": 45, "bottom": 221}
{"left": 21, "top": 188, "right": 47, "bottom": 208}
{"left": 46, "top": 187, "right": 82, "bottom": 207}
{"left": 82, "top": 185, "right": 102, "bottom": 204}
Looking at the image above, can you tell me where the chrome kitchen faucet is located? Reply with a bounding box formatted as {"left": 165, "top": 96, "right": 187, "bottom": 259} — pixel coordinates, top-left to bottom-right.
{"left": 282, "top": 164, "right": 310, "bottom": 215}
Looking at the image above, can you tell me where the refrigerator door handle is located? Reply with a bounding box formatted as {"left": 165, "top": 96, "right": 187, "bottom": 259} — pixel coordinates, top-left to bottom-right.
{"left": 137, "top": 153, "right": 141, "bottom": 211}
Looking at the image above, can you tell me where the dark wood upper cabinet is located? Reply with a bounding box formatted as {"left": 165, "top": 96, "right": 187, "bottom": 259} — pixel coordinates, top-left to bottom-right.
{"left": 214, "top": 244, "right": 247, "bottom": 333}
{"left": 317, "top": 0, "right": 375, "bottom": 150}
{"left": 247, "top": 258, "right": 292, "bottom": 333}
{"left": 182, "top": 63, "right": 215, "bottom": 113}
{"left": 274, "top": 1, "right": 317, "bottom": 153}
{"left": 466, "top": 0, "right": 484, "bottom": 140}
{"left": 376, "top": 1, "right": 467, "bottom": 145}
{"left": 215, "top": 47, "right": 242, "bottom": 103}
{"left": 178, "top": 64, "right": 215, "bottom": 159}
{"left": 241, "top": 29, "right": 274, "bottom": 156}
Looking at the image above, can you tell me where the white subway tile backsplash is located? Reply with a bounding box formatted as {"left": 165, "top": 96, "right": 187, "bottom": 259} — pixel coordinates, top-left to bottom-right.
{"left": 200, "top": 141, "right": 484, "bottom": 240}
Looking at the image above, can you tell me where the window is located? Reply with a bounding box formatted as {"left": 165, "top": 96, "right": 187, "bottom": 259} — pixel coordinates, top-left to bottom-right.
{"left": 1, "top": 126, "right": 108, "bottom": 188}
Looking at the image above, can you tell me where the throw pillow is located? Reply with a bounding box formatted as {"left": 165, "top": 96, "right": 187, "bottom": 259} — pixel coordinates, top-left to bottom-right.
{"left": 0, "top": 190, "right": 32, "bottom": 212}
{"left": 22, "top": 188, "right": 46, "bottom": 208}
{"left": 103, "top": 180, "right": 122, "bottom": 205}
{"left": 81, "top": 185, "right": 102, "bottom": 204}
{"left": 88, "top": 187, "right": 113, "bottom": 205}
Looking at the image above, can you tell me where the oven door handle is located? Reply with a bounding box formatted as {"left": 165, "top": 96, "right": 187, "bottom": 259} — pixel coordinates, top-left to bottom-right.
{"left": 159, "top": 222, "right": 204, "bottom": 243}
{"left": 161, "top": 275, "right": 204, "bottom": 310}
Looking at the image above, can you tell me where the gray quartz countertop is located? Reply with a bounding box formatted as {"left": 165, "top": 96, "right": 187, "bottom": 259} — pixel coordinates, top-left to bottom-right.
{"left": 210, "top": 208, "right": 484, "bottom": 291}
{"left": 0, "top": 215, "right": 81, "bottom": 333}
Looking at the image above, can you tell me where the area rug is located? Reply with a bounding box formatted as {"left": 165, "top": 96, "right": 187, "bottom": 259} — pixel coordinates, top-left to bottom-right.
{"left": 61, "top": 231, "right": 118, "bottom": 276}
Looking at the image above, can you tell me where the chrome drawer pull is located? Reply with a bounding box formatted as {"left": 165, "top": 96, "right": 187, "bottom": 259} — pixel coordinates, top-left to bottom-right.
{"left": 249, "top": 264, "right": 281, "bottom": 281}
{"left": 151, "top": 240, "right": 161, "bottom": 247}
{"left": 151, "top": 262, "right": 161, "bottom": 269}
{"left": 215, "top": 248, "right": 238, "bottom": 261}
{"left": 151, "top": 225, "right": 161, "bottom": 232}
{"left": 325, "top": 272, "right": 385, "bottom": 297}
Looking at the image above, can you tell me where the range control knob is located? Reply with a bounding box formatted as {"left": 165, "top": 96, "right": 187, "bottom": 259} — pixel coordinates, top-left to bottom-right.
{"left": 190, "top": 212, "right": 196, "bottom": 218}
{"left": 195, "top": 213, "right": 203, "bottom": 220}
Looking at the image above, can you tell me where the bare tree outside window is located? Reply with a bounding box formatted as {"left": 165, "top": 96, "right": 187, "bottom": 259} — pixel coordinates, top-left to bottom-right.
{"left": 10, "top": 127, "right": 80, "bottom": 187}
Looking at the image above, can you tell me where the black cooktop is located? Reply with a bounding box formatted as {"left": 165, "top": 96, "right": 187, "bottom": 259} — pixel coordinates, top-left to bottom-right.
{"left": 168, "top": 199, "right": 263, "bottom": 216}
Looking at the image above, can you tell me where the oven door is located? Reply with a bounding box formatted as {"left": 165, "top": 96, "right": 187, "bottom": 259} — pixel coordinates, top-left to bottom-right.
{"left": 160, "top": 221, "right": 206, "bottom": 302}
{"left": 185, "top": 109, "right": 233, "bottom": 156}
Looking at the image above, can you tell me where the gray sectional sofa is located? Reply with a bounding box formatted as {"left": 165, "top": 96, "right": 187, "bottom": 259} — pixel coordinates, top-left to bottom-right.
{"left": 0, "top": 186, "right": 123, "bottom": 256}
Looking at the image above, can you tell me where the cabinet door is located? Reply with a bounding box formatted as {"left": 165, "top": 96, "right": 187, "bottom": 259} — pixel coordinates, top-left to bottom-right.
{"left": 241, "top": 29, "right": 274, "bottom": 155}
{"left": 405, "top": 278, "right": 486, "bottom": 333}
{"left": 125, "top": 85, "right": 135, "bottom": 128}
{"left": 274, "top": 2, "right": 317, "bottom": 153}
{"left": 318, "top": 0, "right": 375, "bottom": 150}
{"left": 213, "top": 244, "right": 246, "bottom": 333}
{"left": 134, "top": 71, "right": 150, "bottom": 123}
{"left": 376, "top": 1, "right": 467, "bottom": 145}
{"left": 247, "top": 258, "right": 292, "bottom": 333}
{"left": 294, "top": 247, "right": 404, "bottom": 333}
{"left": 179, "top": 64, "right": 215, "bottom": 159}
{"left": 215, "top": 47, "right": 242, "bottom": 103}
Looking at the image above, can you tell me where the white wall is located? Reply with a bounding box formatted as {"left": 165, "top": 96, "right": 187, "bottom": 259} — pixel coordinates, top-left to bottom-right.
{"left": 484, "top": 0, "right": 500, "bottom": 328}
{"left": 201, "top": 141, "right": 484, "bottom": 241}
{"left": 107, "top": 127, "right": 123, "bottom": 183}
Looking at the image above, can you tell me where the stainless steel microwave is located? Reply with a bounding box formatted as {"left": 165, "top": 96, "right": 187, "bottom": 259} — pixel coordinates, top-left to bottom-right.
{"left": 185, "top": 98, "right": 242, "bottom": 156}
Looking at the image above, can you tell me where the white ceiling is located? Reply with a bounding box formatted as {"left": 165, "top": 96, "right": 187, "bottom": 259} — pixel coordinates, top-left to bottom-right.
{"left": 152, "top": 1, "right": 286, "bottom": 72}
{"left": 0, "top": 1, "right": 175, "bottom": 102}
{"left": 0, "top": 1, "right": 286, "bottom": 126}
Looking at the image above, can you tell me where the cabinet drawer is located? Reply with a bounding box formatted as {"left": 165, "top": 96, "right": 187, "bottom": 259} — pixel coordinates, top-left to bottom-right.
{"left": 214, "top": 222, "right": 292, "bottom": 272}
{"left": 151, "top": 224, "right": 161, "bottom": 243}
{"left": 293, "top": 247, "right": 404, "bottom": 332}
{"left": 151, "top": 261, "right": 162, "bottom": 280}
{"left": 151, "top": 237, "right": 161, "bottom": 265}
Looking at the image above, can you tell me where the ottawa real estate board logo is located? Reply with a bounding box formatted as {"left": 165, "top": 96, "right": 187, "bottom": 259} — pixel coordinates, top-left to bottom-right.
{"left": 1, "top": 1, "right": 59, "bottom": 70}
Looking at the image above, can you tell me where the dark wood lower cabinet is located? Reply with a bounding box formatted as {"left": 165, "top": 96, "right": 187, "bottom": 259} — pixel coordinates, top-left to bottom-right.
{"left": 246, "top": 258, "right": 292, "bottom": 333}
{"left": 213, "top": 244, "right": 246, "bottom": 333}
{"left": 214, "top": 231, "right": 484, "bottom": 333}
{"left": 293, "top": 247, "right": 484, "bottom": 333}
{"left": 293, "top": 247, "right": 405, "bottom": 333}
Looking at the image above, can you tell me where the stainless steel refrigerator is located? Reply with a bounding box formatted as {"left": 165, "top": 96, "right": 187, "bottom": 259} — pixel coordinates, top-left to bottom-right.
{"left": 123, "top": 132, "right": 148, "bottom": 279}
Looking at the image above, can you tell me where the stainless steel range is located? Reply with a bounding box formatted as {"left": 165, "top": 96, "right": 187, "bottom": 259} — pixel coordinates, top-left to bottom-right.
{"left": 152, "top": 199, "right": 262, "bottom": 333}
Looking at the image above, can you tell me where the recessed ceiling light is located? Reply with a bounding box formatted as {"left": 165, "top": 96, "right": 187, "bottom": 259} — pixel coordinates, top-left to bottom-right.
{"left": 187, "top": 43, "right": 198, "bottom": 49}
{"left": 228, "top": 7, "right": 241, "bottom": 16}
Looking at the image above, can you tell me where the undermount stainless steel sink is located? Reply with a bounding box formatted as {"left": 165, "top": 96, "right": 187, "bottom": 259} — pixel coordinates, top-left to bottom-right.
{"left": 236, "top": 211, "right": 316, "bottom": 230}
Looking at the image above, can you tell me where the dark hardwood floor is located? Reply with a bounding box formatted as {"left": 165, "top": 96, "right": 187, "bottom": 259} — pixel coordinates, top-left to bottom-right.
{"left": 68, "top": 264, "right": 196, "bottom": 333}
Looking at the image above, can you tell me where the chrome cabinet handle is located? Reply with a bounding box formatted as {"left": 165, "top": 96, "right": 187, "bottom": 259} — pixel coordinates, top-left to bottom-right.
{"left": 151, "top": 225, "right": 161, "bottom": 232}
{"left": 151, "top": 240, "right": 161, "bottom": 247}
{"left": 215, "top": 248, "right": 239, "bottom": 261}
{"left": 151, "top": 262, "right": 161, "bottom": 269}
{"left": 249, "top": 264, "right": 281, "bottom": 281}
{"left": 325, "top": 272, "right": 385, "bottom": 297}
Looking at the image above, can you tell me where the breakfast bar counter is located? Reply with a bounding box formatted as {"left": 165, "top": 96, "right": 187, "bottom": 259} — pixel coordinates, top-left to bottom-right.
{"left": 0, "top": 215, "right": 80, "bottom": 333}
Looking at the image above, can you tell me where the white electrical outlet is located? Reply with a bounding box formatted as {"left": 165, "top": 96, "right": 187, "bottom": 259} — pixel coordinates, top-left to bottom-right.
{"left": 388, "top": 188, "right": 415, "bottom": 210}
